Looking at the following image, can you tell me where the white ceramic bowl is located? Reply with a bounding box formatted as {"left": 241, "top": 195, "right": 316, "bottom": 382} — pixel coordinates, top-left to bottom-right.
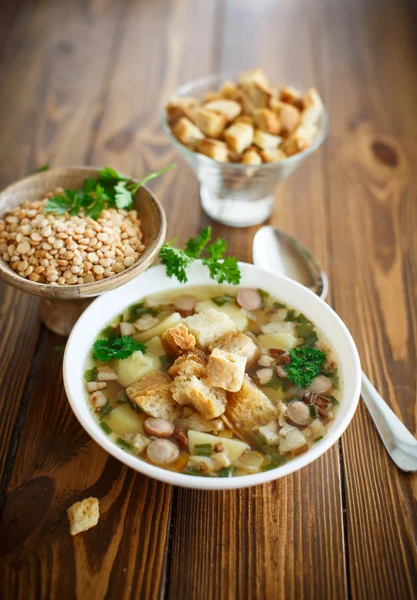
{"left": 64, "top": 262, "right": 361, "bottom": 490}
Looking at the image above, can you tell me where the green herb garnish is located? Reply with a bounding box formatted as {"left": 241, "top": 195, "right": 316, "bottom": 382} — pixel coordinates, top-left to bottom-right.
{"left": 309, "top": 404, "right": 318, "bottom": 418}
{"left": 273, "top": 301, "right": 286, "bottom": 310}
{"left": 296, "top": 321, "right": 318, "bottom": 347}
{"left": 218, "top": 466, "right": 235, "bottom": 477}
{"left": 116, "top": 390, "right": 129, "bottom": 404}
{"left": 45, "top": 164, "right": 174, "bottom": 220}
{"left": 160, "top": 354, "right": 174, "bottom": 371}
{"left": 159, "top": 226, "right": 241, "bottom": 285}
{"left": 126, "top": 302, "right": 159, "bottom": 323}
{"left": 100, "top": 400, "right": 113, "bottom": 417}
{"left": 263, "top": 446, "right": 286, "bottom": 466}
{"left": 285, "top": 309, "right": 296, "bottom": 322}
{"left": 212, "top": 294, "right": 235, "bottom": 307}
{"left": 261, "top": 463, "right": 277, "bottom": 472}
{"left": 194, "top": 443, "right": 213, "bottom": 457}
{"left": 116, "top": 437, "right": 132, "bottom": 451}
{"left": 55, "top": 344, "right": 66, "bottom": 356}
{"left": 313, "top": 436, "right": 324, "bottom": 443}
{"left": 284, "top": 346, "right": 326, "bottom": 388}
{"left": 263, "top": 374, "right": 282, "bottom": 391}
{"left": 84, "top": 367, "right": 98, "bottom": 382}
{"left": 99, "top": 421, "right": 112, "bottom": 435}
{"left": 328, "top": 394, "right": 339, "bottom": 405}
{"left": 257, "top": 288, "right": 269, "bottom": 309}
{"left": 32, "top": 164, "right": 50, "bottom": 173}
{"left": 92, "top": 335, "right": 146, "bottom": 361}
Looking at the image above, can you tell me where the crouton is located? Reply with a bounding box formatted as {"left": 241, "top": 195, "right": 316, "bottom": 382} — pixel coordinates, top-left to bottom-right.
{"left": 195, "top": 108, "right": 227, "bottom": 138}
{"left": 171, "top": 375, "right": 226, "bottom": 419}
{"left": 238, "top": 68, "right": 269, "bottom": 88}
{"left": 228, "top": 149, "right": 242, "bottom": 163}
{"left": 183, "top": 308, "right": 236, "bottom": 349}
{"left": 301, "top": 88, "right": 323, "bottom": 127}
{"left": 168, "top": 350, "right": 207, "bottom": 379}
{"left": 172, "top": 117, "right": 204, "bottom": 146}
{"left": 67, "top": 497, "right": 99, "bottom": 536}
{"left": 241, "top": 149, "right": 262, "bottom": 165}
{"left": 279, "top": 86, "right": 305, "bottom": 110}
{"left": 224, "top": 122, "right": 254, "bottom": 154}
{"left": 209, "top": 332, "right": 260, "bottom": 367}
{"left": 235, "top": 114, "right": 254, "bottom": 125}
{"left": 260, "top": 148, "right": 286, "bottom": 163}
{"left": 166, "top": 96, "right": 198, "bottom": 113}
{"left": 195, "top": 138, "right": 229, "bottom": 162}
{"left": 206, "top": 348, "right": 246, "bottom": 392}
{"left": 126, "top": 371, "right": 179, "bottom": 421}
{"left": 278, "top": 104, "right": 300, "bottom": 137}
{"left": 253, "top": 129, "right": 282, "bottom": 151}
{"left": 243, "top": 81, "right": 273, "bottom": 109}
{"left": 166, "top": 96, "right": 197, "bottom": 126}
{"left": 253, "top": 108, "right": 281, "bottom": 134}
{"left": 161, "top": 323, "right": 196, "bottom": 357}
{"left": 203, "top": 90, "right": 222, "bottom": 103}
{"left": 281, "top": 125, "right": 314, "bottom": 156}
{"left": 219, "top": 80, "right": 240, "bottom": 99}
{"left": 203, "top": 99, "right": 241, "bottom": 121}
{"left": 225, "top": 375, "right": 276, "bottom": 430}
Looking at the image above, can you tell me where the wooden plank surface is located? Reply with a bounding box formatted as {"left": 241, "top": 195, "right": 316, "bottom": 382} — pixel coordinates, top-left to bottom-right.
{"left": 0, "top": 0, "right": 416, "bottom": 599}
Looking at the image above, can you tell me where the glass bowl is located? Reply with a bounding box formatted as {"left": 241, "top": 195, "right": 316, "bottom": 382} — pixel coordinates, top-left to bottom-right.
{"left": 161, "top": 74, "right": 329, "bottom": 228}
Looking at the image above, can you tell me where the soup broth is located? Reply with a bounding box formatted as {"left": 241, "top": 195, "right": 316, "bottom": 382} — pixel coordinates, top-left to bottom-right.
{"left": 85, "top": 286, "right": 341, "bottom": 477}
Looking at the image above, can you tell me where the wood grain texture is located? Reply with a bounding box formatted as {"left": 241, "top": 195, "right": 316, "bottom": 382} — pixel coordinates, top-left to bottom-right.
{"left": 0, "top": 0, "right": 416, "bottom": 599}
{"left": 312, "top": 0, "right": 417, "bottom": 597}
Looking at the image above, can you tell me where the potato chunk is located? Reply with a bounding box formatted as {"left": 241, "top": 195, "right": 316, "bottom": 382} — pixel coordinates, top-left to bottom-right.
{"left": 188, "top": 430, "right": 249, "bottom": 463}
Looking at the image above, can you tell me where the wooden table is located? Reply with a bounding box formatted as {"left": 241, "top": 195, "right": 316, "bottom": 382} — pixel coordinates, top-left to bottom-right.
{"left": 0, "top": 0, "right": 416, "bottom": 598}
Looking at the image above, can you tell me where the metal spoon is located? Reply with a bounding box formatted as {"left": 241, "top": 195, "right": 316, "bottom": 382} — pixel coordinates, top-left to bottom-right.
{"left": 253, "top": 225, "right": 417, "bottom": 472}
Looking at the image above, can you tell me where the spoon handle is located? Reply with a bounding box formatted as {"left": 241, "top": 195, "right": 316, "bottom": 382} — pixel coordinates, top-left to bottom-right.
{"left": 360, "top": 371, "right": 417, "bottom": 472}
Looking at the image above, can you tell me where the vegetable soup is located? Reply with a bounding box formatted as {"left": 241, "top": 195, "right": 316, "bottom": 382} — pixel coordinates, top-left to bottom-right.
{"left": 85, "top": 286, "right": 341, "bottom": 478}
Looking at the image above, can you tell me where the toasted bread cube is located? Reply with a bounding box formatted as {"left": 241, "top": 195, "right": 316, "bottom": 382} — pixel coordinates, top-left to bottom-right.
{"left": 260, "top": 148, "right": 286, "bottom": 163}
{"left": 183, "top": 308, "right": 236, "bottom": 349}
{"left": 195, "top": 138, "right": 229, "bottom": 162}
{"left": 209, "top": 332, "right": 260, "bottom": 368}
{"left": 172, "top": 117, "right": 204, "bottom": 146}
{"left": 219, "top": 80, "right": 240, "bottom": 99}
{"left": 203, "top": 99, "right": 241, "bottom": 121}
{"left": 279, "top": 86, "right": 305, "bottom": 110}
{"left": 253, "top": 108, "right": 281, "bottom": 134}
{"left": 225, "top": 374, "right": 276, "bottom": 430}
{"left": 234, "top": 114, "right": 254, "bottom": 125}
{"left": 207, "top": 348, "right": 246, "bottom": 392}
{"left": 171, "top": 375, "right": 226, "bottom": 419}
{"left": 126, "top": 371, "right": 179, "bottom": 420}
{"left": 166, "top": 96, "right": 198, "bottom": 126}
{"left": 203, "top": 90, "right": 222, "bottom": 103}
{"left": 67, "top": 497, "right": 99, "bottom": 536}
{"left": 228, "top": 149, "right": 242, "bottom": 163}
{"left": 241, "top": 149, "right": 262, "bottom": 165}
{"left": 168, "top": 350, "right": 207, "bottom": 379}
{"left": 253, "top": 129, "right": 282, "bottom": 151}
{"left": 243, "top": 81, "right": 273, "bottom": 109}
{"left": 301, "top": 88, "right": 323, "bottom": 127}
{"left": 224, "top": 122, "right": 254, "bottom": 154}
{"left": 195, "top": 108, "right": 227, "bottom": 138}
{"left": 238, "top": 68, "right": 269, "bottom": 88}
{"left": 162, "top": 323, "right": 196, "bottom": 357}
{"left": 281, "top": 125, "right": 315, "bottom": 156}
{"left": 278, "top": 104, "right": 300, "bottom": 137}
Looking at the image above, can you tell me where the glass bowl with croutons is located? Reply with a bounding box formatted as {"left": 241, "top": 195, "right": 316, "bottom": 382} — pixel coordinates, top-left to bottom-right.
{"left": 162, "top": 69, "right": 328, "bottom": 228}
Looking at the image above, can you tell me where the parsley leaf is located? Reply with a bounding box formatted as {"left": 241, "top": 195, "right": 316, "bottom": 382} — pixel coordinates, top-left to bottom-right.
{"left": 185, "top": 226, "right": 212, "bottom": 258}
{"left": 284, "top": 346, "right": 326, "bottom": 387}
{"left": 44, "top": 194, "right": 75, "bottom": 214}
{"left": 92, "top": 335, "right": 146, "bottom": 361}
{"left": 114, "top": 181, "right": 133, "bottom": 209}
{"left": 128, "top": 163, "right": 176, "bottom": 195}
{"left": 32, "top": 164, "right": 50, "bottom": 173}
{"left": 159, "top": 244, "right": 193, "bottom": 283}
{"left": 159, "top": 229, "right": 241, "bottom": 285}
{"left": 98, "top": 166, "right": 125, "bottom": 181}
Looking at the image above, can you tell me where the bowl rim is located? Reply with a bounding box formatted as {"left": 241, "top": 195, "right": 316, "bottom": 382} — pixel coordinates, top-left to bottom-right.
{"left": 0, "top": 166, "right": 167, "bottom": 299}
{"left": 63, "top": 261, "right": 361, "bottom": 490}
{"left": 160, "top": 72, "right": 329, "bottom": 170}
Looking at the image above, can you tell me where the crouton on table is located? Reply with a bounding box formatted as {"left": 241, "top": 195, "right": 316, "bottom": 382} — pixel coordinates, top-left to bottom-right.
{"left": 183, "top": 308, "right": 236, "bottom": 349}
{"left": 206, "top": 348, "right": 246, "bottom": 392}
{"left": 67, "top": 497, "right": 99, "bottom": 536}
{"left": 209, "top": 332, "right": 260, "bottom": 367}
{"left": 225, "top": 374, "right": 276, "bottom": 430}
{"left": 162, "top": 323, "right": 196, "bottom": 357}
{"left": 126, "top": 371, "right": 179, "bottom": 421}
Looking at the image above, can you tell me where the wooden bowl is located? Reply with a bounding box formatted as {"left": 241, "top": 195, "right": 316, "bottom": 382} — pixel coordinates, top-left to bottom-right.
{"left": 0, "top": 167, "right": 167, "bottom": 335}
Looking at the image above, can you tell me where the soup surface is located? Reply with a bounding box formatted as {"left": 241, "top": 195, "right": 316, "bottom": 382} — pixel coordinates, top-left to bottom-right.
{"left": 85, "top": 286, "right": 341, "bottom": 477}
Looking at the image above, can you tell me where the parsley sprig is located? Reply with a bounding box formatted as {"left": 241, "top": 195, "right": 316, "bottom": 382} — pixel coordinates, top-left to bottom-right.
{"left": 44, "top": 164, "right": 174, "bottom": 220}
{"left": 158, "top": 226, "right": 241, "bottom": 285}
{"left": 284, "top": 346, "right": 326, "bottom": 388}
{"left": 92, "top": 335, "right": 146, "bottom": 361}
